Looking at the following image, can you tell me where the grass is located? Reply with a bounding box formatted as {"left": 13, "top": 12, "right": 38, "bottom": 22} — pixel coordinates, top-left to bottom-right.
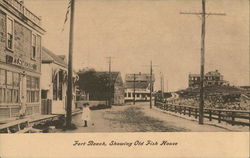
{"left": 105, "top": 107, "right": 188, "bottom": 132}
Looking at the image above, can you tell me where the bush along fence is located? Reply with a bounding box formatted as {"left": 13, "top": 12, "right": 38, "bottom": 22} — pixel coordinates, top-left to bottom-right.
{"left": 155, "top": 101, "right": 250, "bottom": 127}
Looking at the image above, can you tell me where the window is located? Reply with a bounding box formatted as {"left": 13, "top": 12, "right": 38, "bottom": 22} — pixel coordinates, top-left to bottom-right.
{"left": 6, "top": 18, "right": 14, "bottom": 50}
{"left": 37, "top": 35, "right": 41, "bottom": 59}
{"left": 0, "top": 69, "right": 6, "bottom": 103}
{"left": 31, "top": 34, "right": 37, "bottom": 59}
{"left": 128, "top": 92, "right": 131, "bottom": 98}
{"left": 27, "top": 76, "right": 39, "bottom": 103}
{"left": 124, "top": 93, "right": 127, "bottom": 97}
{"left": 0, "top": 69, "right": 20, "bottom": 104}
{"left": 41, "top": 90, "right": 48, "bottom": 99}
{"left": 53, "top": 73, "right": 58, "bottom": 100}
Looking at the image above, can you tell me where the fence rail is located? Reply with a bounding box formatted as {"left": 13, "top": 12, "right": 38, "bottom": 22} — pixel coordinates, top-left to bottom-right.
{"left": 155, "top": 102, "right": 250, "bottom": 127}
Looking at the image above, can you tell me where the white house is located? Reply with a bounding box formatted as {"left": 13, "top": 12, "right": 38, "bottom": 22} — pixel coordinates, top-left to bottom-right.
{"left": 124, "top": 73, "right": 155, "bottom": 102}
{"left": 41, "top": 47, "right": 77, "bottom": 114}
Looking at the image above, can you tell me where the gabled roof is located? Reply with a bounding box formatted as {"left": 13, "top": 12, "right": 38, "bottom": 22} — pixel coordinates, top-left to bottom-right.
{"left": 189, "top": 70, "right": 223, "bottom": 77}
{"left": 95, "top": 71, "right": 120, "bottom": 85}
{"left": 42, "top": 47, "right": 67, "bottom": 68}
{"left": 125, "top": 73, "right": 155, "bottom": 82}
{"left": 125, "top": 81, "right": 150, "bottom": 90}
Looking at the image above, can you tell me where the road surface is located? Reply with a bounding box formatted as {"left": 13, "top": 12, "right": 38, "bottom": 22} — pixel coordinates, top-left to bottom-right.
{"left": 52, "top": 102, "right": 247, "bottom": 133}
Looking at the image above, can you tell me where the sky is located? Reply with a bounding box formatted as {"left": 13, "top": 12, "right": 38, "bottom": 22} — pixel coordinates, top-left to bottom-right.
{"left": 24, "top": 0, "right": 249, "bottom": 91}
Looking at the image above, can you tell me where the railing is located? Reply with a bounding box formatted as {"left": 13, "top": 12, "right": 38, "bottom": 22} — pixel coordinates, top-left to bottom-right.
{"left": 0, "top": 104, "right": 40, "bottom": 121}
{"left": 0, "top": 105, "right": 20, "bottom": 120}
{"left": 3, "top": 0, "right": 41, "bottom": 26}
{"left": 155, "top": 102, "right": 250, "bottom": 127}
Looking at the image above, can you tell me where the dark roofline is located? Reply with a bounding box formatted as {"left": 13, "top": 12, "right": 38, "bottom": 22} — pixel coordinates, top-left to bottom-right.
{"left": 42, "top": 47, "right": 67, "bottom": 68}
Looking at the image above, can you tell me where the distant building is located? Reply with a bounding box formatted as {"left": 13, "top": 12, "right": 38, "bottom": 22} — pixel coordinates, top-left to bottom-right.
{"left": 0, "top": 0, "right": 45, "bottom": 121}
{"left": 77, "top": 71, "right": 124, "bottom": 105}
{"left": 41, "top": 47, "right": 77, "bottom": 114}
{"left": 189, "top": 70, "right": 229, "bottom": 88}
{"left": 124, "top": 73, "right": 155, "bottom": 102}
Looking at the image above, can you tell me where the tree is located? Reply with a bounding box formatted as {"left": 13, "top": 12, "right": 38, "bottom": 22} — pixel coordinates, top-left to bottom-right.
{"left": 77, "top": 69, "right": 110, "bottom": 101}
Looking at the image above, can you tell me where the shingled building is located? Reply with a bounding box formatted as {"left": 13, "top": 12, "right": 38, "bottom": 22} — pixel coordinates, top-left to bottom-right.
{"left": 77, "top": 71, "right": 124, "bottom": 105}
{"left": 0, "top": 0, "right": 45, "bottom": 121}
{"left": 124, "top": 73, "right": 155, "bottom": 102}
{"left": 189, "top": 70, "right": 229, "bottom": 88}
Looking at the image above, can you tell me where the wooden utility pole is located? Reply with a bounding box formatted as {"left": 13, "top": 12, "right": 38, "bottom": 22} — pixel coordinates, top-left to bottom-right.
{"left": 166, "top": 79, "right": 168, "bottom": 92}
{"left": 141, "top": 62, "right": 157, "bottom": 108}
{"left": 150, "top": 61, "right": 153, "bottom": 109}
{"left": 181, "top": 0, "right": 225, "bottom": 125}
{"left": 162, "top": 73, "right": 164, "bottom": 98}
{"left": 66, "top": 0, "right": 75, "bottom": 128}
{"left": 133, "top": 73, "right": 136, "bottom": 105}
{"left": 199, "top": 0, "right": 206, "bottom": 125}
{"left": 107, "top": 57, "right": 112, "bottom": 106}
{"left": 160, "top": 72, "right": 164, "bottom": 99}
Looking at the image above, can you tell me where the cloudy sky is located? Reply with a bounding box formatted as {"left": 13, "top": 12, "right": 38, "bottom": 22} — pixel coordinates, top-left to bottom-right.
{"left": 25, "top": 0, "right": 249, "bottom": 91}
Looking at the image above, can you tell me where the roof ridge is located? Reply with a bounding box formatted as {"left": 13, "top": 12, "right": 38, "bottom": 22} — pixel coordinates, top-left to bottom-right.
{"left": 42, "top": 47, "right": 67, "bottom": 68}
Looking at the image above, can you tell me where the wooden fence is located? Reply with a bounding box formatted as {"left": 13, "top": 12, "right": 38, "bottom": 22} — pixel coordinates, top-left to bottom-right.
{"left": 155, "top": 102, "right": 250, "bottom": 127}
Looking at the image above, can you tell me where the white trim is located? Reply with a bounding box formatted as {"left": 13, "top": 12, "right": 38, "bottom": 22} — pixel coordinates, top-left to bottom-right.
{"left": 31, "top": 32, "right": 37, "bottom": 60}
{"left": 0, "top": 6, "right": 43, "bottom": 35}
{"left": 6, "top": 15, "right": 14, "bottom": 51}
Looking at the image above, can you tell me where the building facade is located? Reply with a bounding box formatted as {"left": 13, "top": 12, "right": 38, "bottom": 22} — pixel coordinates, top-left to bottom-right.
{"left": 124, "top": 73, "right": 155, "bottom": 102}
{"left": 0, "top": 0, "right": 45, "bottom": 121}
{"left": 77, "top": 71, "right": 125, "bottom": 105}
{"left": 41, "top": 47, "right": 77, "bottom": 114}
{"left": 189, "top": 70, "right": 229, "bottom": 88}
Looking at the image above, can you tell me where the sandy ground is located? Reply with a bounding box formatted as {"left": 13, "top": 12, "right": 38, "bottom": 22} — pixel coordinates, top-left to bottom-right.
{"left": 53, "top": 102, "right": 249, "bottom": 133}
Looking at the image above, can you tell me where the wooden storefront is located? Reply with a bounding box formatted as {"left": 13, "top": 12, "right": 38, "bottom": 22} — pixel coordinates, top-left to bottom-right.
{"left": 0, "top": 0, "right": 45, "bottom": 122}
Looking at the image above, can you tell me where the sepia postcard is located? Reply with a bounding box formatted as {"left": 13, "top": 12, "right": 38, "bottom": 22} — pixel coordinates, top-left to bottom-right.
{"left": 0, "top": 0, "right": 249, "bottom": 157}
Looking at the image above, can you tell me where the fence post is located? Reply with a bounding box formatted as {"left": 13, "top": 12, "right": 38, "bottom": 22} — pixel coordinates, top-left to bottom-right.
{"left": 195, "top": 108, "right": 198, "bottom": 119}
{"left": 218, "top": 111, "right": 221, "bottom": 123}
{"left": 189, "top": 107, "right": 191, "bottom": 117}
{"left": 209, "top": 110, "right": 212, "bottom": 121}
{"left": 231, "top": 112, "right": 235, "bottom": 126}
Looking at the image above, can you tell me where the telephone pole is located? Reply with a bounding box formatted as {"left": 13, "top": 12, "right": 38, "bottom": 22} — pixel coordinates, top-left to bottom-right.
{"left": 133, "top": 73, "right": 136, "bottom": 105}
{"left": 150, "top": 61, "right": 153, "bottom": 109}
{"left": 181, "top": 0, "right": 225, "bottom": 124}
{"left": 107, "top": 57, "right": 112, "bottom": 106}
{"left": 160, "top": 72, "right": 164, "bottom": 99}
{"left": 166, "top": 79, "right": 168, "bottom": 93}
{"left": 66, "top": 0, "right": 75, "bottom": 128}
{"left": 141, "top": 61, "right": 157, "bottom": 109}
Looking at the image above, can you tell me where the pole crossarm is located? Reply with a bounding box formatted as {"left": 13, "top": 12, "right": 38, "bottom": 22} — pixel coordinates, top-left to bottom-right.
{"left": 180, "top": 0, "right": 226, "bottom": 125}
{"left": 180, "top": 12, "right": 226, "bottom": 16}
